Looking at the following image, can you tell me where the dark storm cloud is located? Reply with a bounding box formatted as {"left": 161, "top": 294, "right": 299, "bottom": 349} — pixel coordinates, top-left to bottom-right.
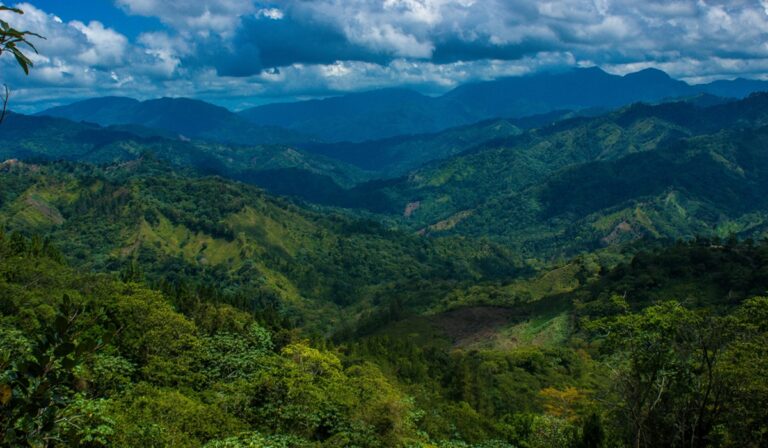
{"left": 209, "top": 14, "right": 391, "bottom": 77}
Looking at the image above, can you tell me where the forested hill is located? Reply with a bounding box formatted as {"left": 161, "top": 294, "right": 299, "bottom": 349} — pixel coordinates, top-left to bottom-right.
{"left": 2, "top": 117, "right": 767, "bottom": 447}
{"left": 0, "top": 111, "right": 369, "bottom": 190}
{"left": 338, "top": 93, "right": 768, "bottom": 256}
{"left": 0, "top": 159, "right": 524, "bottom": 332}
{"left": 0, "top": 233, "right": 432, "bottom": 447}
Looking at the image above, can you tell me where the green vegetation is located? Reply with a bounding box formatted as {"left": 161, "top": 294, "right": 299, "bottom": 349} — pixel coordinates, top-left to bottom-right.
{"left": 326, "top": 94, "right": 768, "bottom": 261}
{"left": 2, "top": 71, "right": 768, "bottom": 446}
{"left": 0, "top": 159, "right": 525, "bottom": 335}
{"left": 0, "top": 234, "right": 426, "bottom": 447}
{"left": 2, "top": 155, "right": 767, "bottom": 446}
{"left": 0, "top": 6, "right": 42, "bottom": 76}
{"left": 0, "top": 112, "right": 368, "bottom": 189}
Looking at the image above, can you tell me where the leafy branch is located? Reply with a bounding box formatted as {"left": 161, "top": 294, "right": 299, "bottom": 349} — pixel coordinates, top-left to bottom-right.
{"left": 0, "top": 6, "right": 43, "bottom": 74}
{"left": 0, "top": 5, "right": 45, "bottom": 124}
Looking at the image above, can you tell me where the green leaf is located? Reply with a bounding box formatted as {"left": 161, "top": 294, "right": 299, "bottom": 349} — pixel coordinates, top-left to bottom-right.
{"left": 54, "top": 315, "right": 69, "bottom": 335}
{"left": 54, "top": 342, "right": 75, "bottom": 357}
{"left": 76, "top": 338, "right": 98, "bottom": 355}
{"left": 61, "top": 357, "right": 76, "bottom": 370}
{"left": 0, "top": 6, "right": 24, "bottom": 14}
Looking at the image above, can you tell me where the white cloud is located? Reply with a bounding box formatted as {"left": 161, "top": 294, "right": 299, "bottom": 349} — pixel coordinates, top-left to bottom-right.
{"left": 258, "top": 8, "right": 284, "bottom": 20}
{"left": 0, "top": 3, "right": 184, "bottom": 110}
{"left": 115, "top": 0, "right": 257, "bottom": 37}
{"left": 70, "top": 21, "right": 128, "bottom": 66}
{"left": 2, "top": 0, "right": 768, "bottom": 112}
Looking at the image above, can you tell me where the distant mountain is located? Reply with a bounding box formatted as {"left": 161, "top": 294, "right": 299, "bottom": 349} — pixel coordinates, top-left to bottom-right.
{"left": 37, "top": 68, "right": 768, "bottom": 148}
{"left": 38, "top": 96, "right": 141, "bottom": 124}
{"left": 238, "top": 68, "right": 768, "bottom": 142}
{"left": 442, "top": 68, "right": 692, "bottom": 119}
{"left": 239, "top": 88, "right": 474, "bottom": 142}
{"left": 38, "top": 97, "right": 312, "bottom": 146}
{"left": 700, "top": 78, "right": 768, "bottom": 99}
{"left": 0, "top": 112, "right": 366, "bottom": 189}
{"left": 298, "top": 110, "right": 575, "bottom": 175}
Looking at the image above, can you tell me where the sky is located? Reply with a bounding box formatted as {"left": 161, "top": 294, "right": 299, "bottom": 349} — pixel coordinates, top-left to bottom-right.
{"left": 1, "top": 0, "right": 768, "bottom": 112}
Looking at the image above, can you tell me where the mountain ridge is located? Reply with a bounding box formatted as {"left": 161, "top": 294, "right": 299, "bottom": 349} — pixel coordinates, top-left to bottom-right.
{"left": 39, "top": 67, "right": 768, "bottom": 144}
{"left": 38, "top": 96, "right": 315, "bottom": 146}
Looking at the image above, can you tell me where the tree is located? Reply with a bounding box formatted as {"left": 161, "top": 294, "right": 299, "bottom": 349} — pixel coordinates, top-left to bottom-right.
{"left": 0, "top": 5, "right": 44, "bottom": 123}
{"left": 0, "top": 296, "right": 108, "bottom": 446}
{"left": 591, "top": 301, "right": 762, "bottom": 448}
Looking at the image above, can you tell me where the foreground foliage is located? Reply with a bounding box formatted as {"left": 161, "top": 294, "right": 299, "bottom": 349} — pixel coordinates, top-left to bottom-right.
{"left": 2, "top": 227, "right": 767, "bottom": 447}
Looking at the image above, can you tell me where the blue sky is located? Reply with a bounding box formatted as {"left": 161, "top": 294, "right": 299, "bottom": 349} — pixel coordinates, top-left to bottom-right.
{"left": 29, "top": 0, "right": 163, "bottom": 38}
{"left": 1, "top": 0, "right": 768, "bottom": 112}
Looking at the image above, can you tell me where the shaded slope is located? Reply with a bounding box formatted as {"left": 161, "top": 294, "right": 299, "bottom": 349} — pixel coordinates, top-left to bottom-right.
{"left": 0, "top": 112, "right": 367, "bottom": 188}
{"left": 39, "top": 97, "right": 312, "bottom": 146}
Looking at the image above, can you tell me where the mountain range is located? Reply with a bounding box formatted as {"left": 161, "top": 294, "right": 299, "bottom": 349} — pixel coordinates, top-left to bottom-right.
{"left": 239, "top": 67, "right": 768, "bottom": 141}
{"left": 0, "top": 112, "right": 368, "bottom": 190}
{"left": 38, "top": 96, "right": 313, "bottom": 146}
{"left": 8, "top": 88, "right": 768, "bottom": 262}
{"left": 320, "top": 93, "right": 768, "bottom": 256}
{"left": 38, "top": 67, "right": 768, "bottom": 144}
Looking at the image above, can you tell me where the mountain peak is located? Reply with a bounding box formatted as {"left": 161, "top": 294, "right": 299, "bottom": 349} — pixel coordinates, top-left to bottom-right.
{"left": 624, "top": 67, "right": 673, "bottom": 81}
{"left": 575, "top": 66, "right": 609, "bottom": 75}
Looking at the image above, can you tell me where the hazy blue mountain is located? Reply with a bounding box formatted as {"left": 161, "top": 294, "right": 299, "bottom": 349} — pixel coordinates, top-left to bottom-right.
{"left": 239, "top": 88, "right": 474, "bottom": 142}
{"left": 442, "top": 68, "right": 693, "bottom": 119}
{"left": 700, "top": 77, "right": 768, "bottom": 99}
{"left": 238, "top": 67, "right": 768, "bottom": 142}
{"left": 38, "top": 97, "right": 312, "bottom": 146}
{"left": 37, "top": 69, "right": 768, "bottom": 148}
{"left": 37, "top": 96, "right": 140, "bottom": 124}
{"left": 298, "top": 110, "right": 575, "bottom": 175}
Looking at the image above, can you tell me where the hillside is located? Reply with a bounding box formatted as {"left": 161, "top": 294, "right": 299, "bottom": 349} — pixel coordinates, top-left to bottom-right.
{"left": 0, "top": 235, "right": 433, "bottom": 447}
{"left": 38, "top": 97, "right": 312, "bottom": 146}
{"left": 299, "top": 110, "right": 575, "bottom": 176}
{"left": 335, "top": 94, "right": 768, "bottom": 255}
{"left": 0, "top": 112, "right": 367, "bottom": 189}
{"left": 0, "top": 160, "right": 524, "bottom": 332}
{"left": 350, "top": 238, "right": 768, "bottom": 446}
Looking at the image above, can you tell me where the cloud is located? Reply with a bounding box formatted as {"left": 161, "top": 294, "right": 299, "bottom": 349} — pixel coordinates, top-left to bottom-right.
{"left": 114, "top": 0, "right": 256, "bottom": 37}
{"left": 0, "top": 3, "right": 184, "bottom": 110}
{"left": 70, "top": 21, "right": 128, "bottom": 66}
{"left": 136, "top": 0, "right": 768, "bottom": 79}
{"left": 3, "top": 0, "right": 768, "bottom": 112}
